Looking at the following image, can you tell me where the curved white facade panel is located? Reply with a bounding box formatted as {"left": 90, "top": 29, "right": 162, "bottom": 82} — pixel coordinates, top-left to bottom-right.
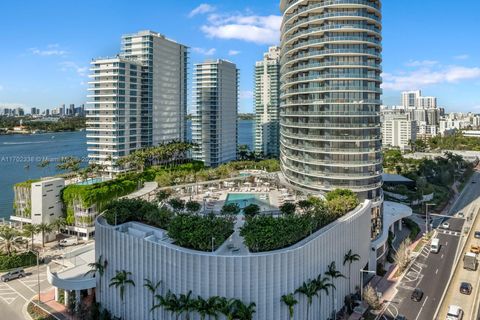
{"left": 95, "top": 201, "right": 372, "bottom": 320}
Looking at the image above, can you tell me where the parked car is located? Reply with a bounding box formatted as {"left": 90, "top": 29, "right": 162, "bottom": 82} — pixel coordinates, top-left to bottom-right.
{"left": 475, "top": 231, "right": 480, "bottom": 239}
{"left": 460, "top": 282, "right": 472, "bottom": 295}
{"left": 395, "top": 315, "right": 407, "bottom": 320}
{"left": 1, "top": 268, "right": 26, "bottom": 282}
{"left": 470, "top": 244, "right": 480, "bottom": 254}
{"left": 442, "top": 222, "right": 450, "bottom": 229}
{"left": 457, "top": 212, "right": 464, "bottom": 218}
{"left": 446, "top": 305, "right": 463, "bottom": 319}
{"left": 59, "top": 237, "right": 78, "bottom": 247}
{"left": 411, "top": 288, "right": 424, "bottom": 302}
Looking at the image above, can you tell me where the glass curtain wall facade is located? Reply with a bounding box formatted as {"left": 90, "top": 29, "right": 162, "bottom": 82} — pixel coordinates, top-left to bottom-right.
{"left": 254, "top": 47, "right": 281, "bottom": 157}
{"left": 279, "top": 0, "right": 383, "bottom": 238}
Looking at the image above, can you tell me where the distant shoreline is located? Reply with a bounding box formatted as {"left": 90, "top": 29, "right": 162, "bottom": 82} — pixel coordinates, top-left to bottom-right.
{"left": 0, "top": 128, "right": 84, "bottom": 135}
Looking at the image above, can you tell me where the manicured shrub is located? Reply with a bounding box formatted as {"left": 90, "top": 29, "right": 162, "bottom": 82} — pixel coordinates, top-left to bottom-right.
{"left": 0, "top": 251, "right": 37, "bottom": 271}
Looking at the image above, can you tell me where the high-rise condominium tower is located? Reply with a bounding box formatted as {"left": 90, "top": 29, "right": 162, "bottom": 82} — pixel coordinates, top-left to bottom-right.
{"left": 86, "top": 58, "right": 142, "bottom": 171}
{"left": 279, "top": 0, "right": 383, "bottom": 237}
{"left": 192, "top": 60, "right": 238, "bottom": 167}
{"left": 254, "top": 46, "right": 281, "bottom": 157}
{"left": 121, "top": 30, "right": 188, "bottom": 146}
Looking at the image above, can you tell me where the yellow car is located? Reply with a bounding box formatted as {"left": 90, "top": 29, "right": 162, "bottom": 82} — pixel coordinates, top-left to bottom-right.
{"left": 470, "top": 244, "right": 480, "bottom": 254}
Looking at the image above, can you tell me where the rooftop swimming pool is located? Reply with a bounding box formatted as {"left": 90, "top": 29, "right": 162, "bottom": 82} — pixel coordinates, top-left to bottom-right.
{"left": 76, "top": 177, "right": 105, "bottom": 186}
{"left": 225, "top": 193, "right": 272, "bottom": 210}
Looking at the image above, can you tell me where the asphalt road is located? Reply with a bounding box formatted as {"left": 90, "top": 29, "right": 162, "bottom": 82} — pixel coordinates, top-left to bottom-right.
{"left": 383, "top": 170, "right": 480, "bottom": 320}
{"left": 0, "top": 264, "right": 51, "bottom": 320}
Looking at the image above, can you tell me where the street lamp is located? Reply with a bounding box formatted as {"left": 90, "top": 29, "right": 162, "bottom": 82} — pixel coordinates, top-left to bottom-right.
{"left": 211, "top": 237, "right": 216, "bottom": 253}
{"left": 425, "top": 203, "right": 435, "bottom": 233}
{"left": 27, "top": 249, "right": 41, "bottom": 303}
{"left": 360, "top": 269, "right": 376, "bottom": 302}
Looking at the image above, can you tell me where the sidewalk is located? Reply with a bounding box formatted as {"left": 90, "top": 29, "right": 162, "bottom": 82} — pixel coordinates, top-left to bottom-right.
{"left": 35, "top": 289, "right": 73, "bottom": 320}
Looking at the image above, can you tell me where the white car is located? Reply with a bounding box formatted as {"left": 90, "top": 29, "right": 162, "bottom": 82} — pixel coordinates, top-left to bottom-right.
{"left": 59, "top": 237, "right": 78, "bottom": 247}
{"left": 446, "top": 305, "right": 463, "bottom": 319}
{"left": 442, "top": 222, "right": 450, "bottom": 229}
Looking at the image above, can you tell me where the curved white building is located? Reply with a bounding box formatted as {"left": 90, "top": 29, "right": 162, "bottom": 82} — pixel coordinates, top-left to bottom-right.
{"left": 279, "top": 0, "right": 383, "bottom": 238}
{"left": 95, "top": 201, "right": 372, "bottom": 320}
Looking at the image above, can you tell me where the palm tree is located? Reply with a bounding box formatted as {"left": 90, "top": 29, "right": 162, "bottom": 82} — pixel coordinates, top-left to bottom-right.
{"left": 51, "top": 218, "right": 67, "bottom": 238}
{"left": 179, "top": 291, "right": 195, "bottom": 320}
{"left": 109, "top": 270, "right": 135, "bottom": 319}
{"left": 37, "top": 223, "right": 53, "bottom": 248}
{"left": 314, "top": 276, "right": 333, "bottom": 318}
{"left": 144, "top": 279, "right": 162, "bottom": 319}
{"left": 153, "top": 291, "right": 182, "bottom": 320}
{"left": 85, "top": 255, "right": 107, "bottom": 303}
{"left": 281, "top": 293, "right": 298, "bottom": 320}
{"left": 217, "top": 297, "right": 236, "bottom": 320}
{"left": 232, "top": 300, "right": 256, "bottom": 320}
{"left": 343, "top": 250, "right": 360, "bottom": 294}
{"left": 22, "top": 224, "right": 39, "bottom": 250}
{"left": 324, "top": 262, "right": 346, "bottom": 318}
{"left": 194, "top": 296, "right": 220, "bottom": 320}
{"left": 295, "top": 280, "right": 318, "bottom": 320}
{"left": 0, "top": 226, "right": 23, "bottom": 255}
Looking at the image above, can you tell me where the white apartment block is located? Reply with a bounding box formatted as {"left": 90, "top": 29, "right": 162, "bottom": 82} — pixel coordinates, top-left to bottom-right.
{"left": 192, "top": 60, "right": 238, "bottom": 167}
{"left": 31, "top": 178, "right": 65, "bottom": 225}
{"left": 402, "top": 90, "right": 437, "bottom": 109}
{"left": 254, "top": 46, "right": 281, "bottom": 157}
{"left": 382, "top": 114, "right": 416, "bottom": 150}
{"left": 86, "top": 57, "right": 142, "bottom": 172}
{"left": 121, "top": 30, "right": 188, "bottom": 146}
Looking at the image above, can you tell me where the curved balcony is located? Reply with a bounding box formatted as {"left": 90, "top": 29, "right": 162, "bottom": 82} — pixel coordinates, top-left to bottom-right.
{"left": 283, "top": 27, "right": 382, "bottom": 48}
{"left": 283, "top": 0, "right": 381, "bottom": 28}
{"left": 284, "top": 12, "right": 381, "bottom": 37}
{"left": 280, "top": 61, "right": 382, "bottom": 77}
{"left": 280, "top": 140, "right": 379, "bottom": 154}
{"left": 281, "top": 99, "right": 382, "bottom": 107}
{"left": 281, "top": 150, "right": 382, "bottom": 167}
{"left": 281, "top": 83, "right": 382, "bottom": 95}
{"left": 281, "top": 131, "right": 381, "bottom": 141}
{"left": 282, "top": 168, "right": 383, "bottom": 193}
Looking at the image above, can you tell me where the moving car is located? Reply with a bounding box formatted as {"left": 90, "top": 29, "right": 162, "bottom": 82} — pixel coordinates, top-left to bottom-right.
{"left": 411, "top": 288, "right": 424, "bottom": 302}
{"left": 395, "top": 316, "right": 406, "bottom": 320}
{"left": 470, "top": 244, "right": 480, "bottom": 254}
{"left": 459, "top": 282, "right": 472, "bottom": 295}
{"left": 475, "top": 231, "right": 480, "bottom": 239}
{"left": 431, "top": 238, "right": 440, "bottom": 253}
{"left": 1, "top": 268, "right": 26, "bottom": 282}
{"left": 442, "top": 222, "right": 450, "bottom": 229}
{"left": 59, "top": 237, "right": 78, "bottom": 247}
{"left": 446, "top": 305, "right": 463, "bottom": 319}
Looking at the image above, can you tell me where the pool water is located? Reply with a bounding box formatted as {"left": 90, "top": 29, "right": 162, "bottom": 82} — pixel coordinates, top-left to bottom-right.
{"left": 225, "top": 193, "right": 271, "bottom": 209}
{"left": 76, "top": 177, "right": 105, "bottom": 186}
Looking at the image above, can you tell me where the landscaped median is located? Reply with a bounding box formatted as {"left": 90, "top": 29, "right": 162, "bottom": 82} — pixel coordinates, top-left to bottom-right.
{"left": 26, "top": 301, "right": 56, "bottom": 320}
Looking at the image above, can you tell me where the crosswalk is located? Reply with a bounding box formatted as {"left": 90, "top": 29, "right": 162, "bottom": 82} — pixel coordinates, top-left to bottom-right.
{"left": 438, "top": 229, "right": 461, "bottom": 236}
{"left": 0, "top": 283, "right": 19, "bottom": 305}
{"left": 19, "top": 273, "right": 47, "bottom": 292}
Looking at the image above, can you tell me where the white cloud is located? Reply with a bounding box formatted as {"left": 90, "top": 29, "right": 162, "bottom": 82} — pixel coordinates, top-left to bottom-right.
{"left": 192, "top": 47, "right": 217, "bottom": 56}
{"left": 382, "top": 65, "right": 480, "bottom": 91}
{"left": 405, "top": 60, "right": 438, "bottom": 67}
{"left": 454, "top": 54, "right": 470, "bottom": 60}
{"left": 228, "top": 50, "right": 240, "bottom": 56}
{"left": 59, "top": 61, "right": 88, "bottom": 77}
{"left": 29, "top": 44, "right": 67, "bottom": 56}
{"left": 201, "top": 13, "right": 282, "bottom": 45}
{"left": 188, "top": 4, "right": 215, "bottom": 18}
{"left": 239, "top": 90, "right": 253, "bottom": 99}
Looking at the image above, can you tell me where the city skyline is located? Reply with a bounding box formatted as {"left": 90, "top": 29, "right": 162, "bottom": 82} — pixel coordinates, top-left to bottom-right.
{"left": 1, "top": 1, "right": 480, "bottom": 113}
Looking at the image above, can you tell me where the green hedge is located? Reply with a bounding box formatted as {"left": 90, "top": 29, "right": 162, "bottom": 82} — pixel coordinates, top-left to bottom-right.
{"left": 240, "top": 190, "right": 358, "bottom": 252}
{"left": 404, "top": 218, "right": 421, "bottom": 241}
{"left": 0, "top": 252, "right": 37, "bottom": 271}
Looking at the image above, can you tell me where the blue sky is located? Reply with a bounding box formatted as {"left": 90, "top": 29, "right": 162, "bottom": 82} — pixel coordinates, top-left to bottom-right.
{"left": 1, "top": 0, "right": 480, "bottom": 113}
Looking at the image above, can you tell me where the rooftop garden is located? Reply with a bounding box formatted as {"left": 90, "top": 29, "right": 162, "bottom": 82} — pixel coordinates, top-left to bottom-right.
{"left": 383, "top": 149, "right": 472, "bottom": 211}
{"left": 240, "top": 190, "right": 360, "bottom": 252}
{"left": 103, "top": 198, "right": 234, "bottom": 252}
{"left": 102, "top": 189, "right": 360, "bottom": 253}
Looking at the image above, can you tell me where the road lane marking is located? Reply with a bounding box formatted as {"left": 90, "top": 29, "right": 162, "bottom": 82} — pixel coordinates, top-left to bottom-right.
{"left": 446, "top": 241, "right": 448, "bottom": 246}
{"left": 415, "top": 296, "right": 429, "bottom": 320}
{"left": 435, "top": 268, "right": 439, "bottom": 274}
{"left": 2, "top": 281, "right": 28, "bottom": 301}
{"left": 441, "top": 254, "right": 444, "bottom": 258}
